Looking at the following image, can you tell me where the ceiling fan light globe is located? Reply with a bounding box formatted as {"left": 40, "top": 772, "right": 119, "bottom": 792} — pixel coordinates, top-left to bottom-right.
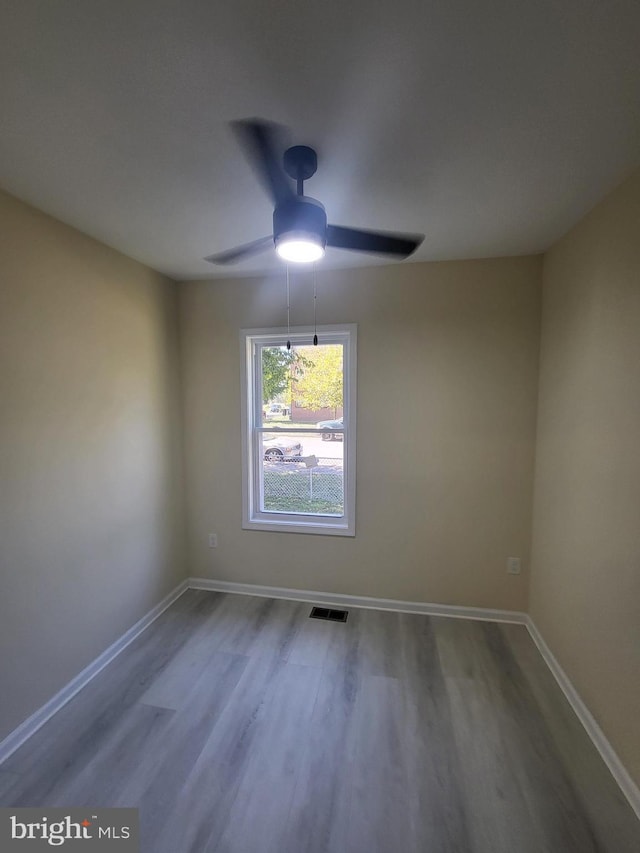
{"left": 275, "top": 234, "right": 325, "bottom": 263}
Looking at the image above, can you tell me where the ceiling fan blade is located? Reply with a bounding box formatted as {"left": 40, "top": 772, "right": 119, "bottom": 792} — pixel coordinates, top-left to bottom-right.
{"left": 204, "top": 235, "right": 274, "bottom": 265}
{"left": 326, "top": 225, "right": 423, "bottom": 258}
{"left": 231, "top": 118, "right": 294, "bottom": 207}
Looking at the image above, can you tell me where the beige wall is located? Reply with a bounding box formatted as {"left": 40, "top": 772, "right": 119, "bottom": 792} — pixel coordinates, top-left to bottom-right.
{"left": 530, "top": 168, "right": 640, "bottom": 787}
{"left": 0, "top": 190, "right": 185, "bottom": 742}
{"left": 179, "top": 257, "right": 541, "bottom": 610}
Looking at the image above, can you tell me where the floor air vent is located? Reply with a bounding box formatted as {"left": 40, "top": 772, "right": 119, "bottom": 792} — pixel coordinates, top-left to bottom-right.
{"left": 310, "top": 606, "right": 348, "bottom": 623}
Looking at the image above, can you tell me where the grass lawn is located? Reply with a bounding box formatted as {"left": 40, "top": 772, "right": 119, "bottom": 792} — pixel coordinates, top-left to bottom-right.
{"left": 263, "top": 495, "right": 343, "bottom": 514}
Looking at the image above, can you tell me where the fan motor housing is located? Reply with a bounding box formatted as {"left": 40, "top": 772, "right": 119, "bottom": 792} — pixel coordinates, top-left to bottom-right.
{"left": 273, "top": 196, "right": 327, "bottom": 246}
{"left": 283, "top": 145, "right": 318, "bottom": 182}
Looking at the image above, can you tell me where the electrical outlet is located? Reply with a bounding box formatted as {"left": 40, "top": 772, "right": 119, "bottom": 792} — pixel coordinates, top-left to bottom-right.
{"left": 507, "top": 557, "right": 521, "bottom": 575}
{"left": 208, "top": 533, "right": 218, "bottom": 548}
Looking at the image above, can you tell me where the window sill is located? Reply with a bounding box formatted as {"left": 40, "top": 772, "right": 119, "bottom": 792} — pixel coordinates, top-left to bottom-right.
{"left": 243, "top": 516, "right": 355, "bottom": 537}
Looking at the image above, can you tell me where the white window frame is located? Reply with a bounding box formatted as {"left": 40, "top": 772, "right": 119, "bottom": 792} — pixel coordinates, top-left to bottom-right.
{"left": 240, "top": 324, "right": 357, "bottom": 536}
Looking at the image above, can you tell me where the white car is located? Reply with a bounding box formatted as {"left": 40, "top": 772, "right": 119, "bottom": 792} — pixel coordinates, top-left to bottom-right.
{"left": 263, "top": 436, "right": 303, "bottom": 461}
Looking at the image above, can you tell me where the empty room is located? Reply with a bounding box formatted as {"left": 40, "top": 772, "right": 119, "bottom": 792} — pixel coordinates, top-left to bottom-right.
{"left": 1, "top": 2, "right": 639, "bottom": 851}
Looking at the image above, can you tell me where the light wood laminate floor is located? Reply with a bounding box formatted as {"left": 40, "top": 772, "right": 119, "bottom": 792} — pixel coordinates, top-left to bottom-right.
{"left": 2, "top": 590, "right": 639, "bottom": 852}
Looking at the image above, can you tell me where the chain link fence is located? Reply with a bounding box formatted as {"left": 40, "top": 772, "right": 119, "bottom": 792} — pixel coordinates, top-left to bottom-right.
{"left": 263, "top": 457, "right": 344, "bottom": 515}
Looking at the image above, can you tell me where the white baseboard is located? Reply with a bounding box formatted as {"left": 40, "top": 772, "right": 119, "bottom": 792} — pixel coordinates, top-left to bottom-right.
{"left": 0, "top": 578, "right": 189, "bottom": 766}
{"left": 525, "top": 616, "right": 640, "bottom": 821}
{"left": 187, "top": 576, "right": 527, "bottom": 624}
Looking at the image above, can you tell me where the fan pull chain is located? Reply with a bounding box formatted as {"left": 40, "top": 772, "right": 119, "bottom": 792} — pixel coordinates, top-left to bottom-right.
{"left": 286, "top": 264, "right": 291, "bottom": 350}
{"left": 313, "top": 264, "right": 318, "bottom": 346}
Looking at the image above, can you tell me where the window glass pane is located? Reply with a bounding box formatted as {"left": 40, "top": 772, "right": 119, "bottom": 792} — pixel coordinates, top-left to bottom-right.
{"left": 260, "top": 346, "right": 295, "bottom": 422}
{"left": 260, "top": 343, "right": 343, "bottom": 428}
{"left": 259, "top": 431, "right": 344, "bottom": 517}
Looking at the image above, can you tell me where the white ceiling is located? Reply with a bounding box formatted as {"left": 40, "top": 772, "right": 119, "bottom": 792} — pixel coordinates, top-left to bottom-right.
{"left": 1, "top": 0, "right": 639, "bottom": 280}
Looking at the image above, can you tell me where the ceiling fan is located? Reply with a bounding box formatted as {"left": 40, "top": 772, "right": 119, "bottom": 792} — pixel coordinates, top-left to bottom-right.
{"left": 204, "top": 119, "right": 424, "bottom": 266}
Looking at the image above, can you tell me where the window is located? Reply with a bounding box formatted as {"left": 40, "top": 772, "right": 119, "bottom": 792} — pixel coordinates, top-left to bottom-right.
{"left": 241, "top": 325, "right": 356, "bottom": 536}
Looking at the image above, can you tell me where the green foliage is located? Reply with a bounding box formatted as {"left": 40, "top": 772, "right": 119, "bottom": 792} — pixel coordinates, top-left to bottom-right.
{"left": 261, "top": 347, "right": 296, "bottom": 403}
{"left": 261, "top": 346, "right": 314, "bottom": 405}
{"left": 293, "top": 344, "right": 343, "bottom": 413}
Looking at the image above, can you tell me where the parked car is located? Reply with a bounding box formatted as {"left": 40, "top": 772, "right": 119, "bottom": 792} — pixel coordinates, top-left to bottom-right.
{"left": 316, "top": 418, "right": 343, "bottom": 441}
{"left": 265, "top": 403, "right": 290, "bottom": 419}
{"left": 263, "top": 436, "right": 303, "bottom": 460}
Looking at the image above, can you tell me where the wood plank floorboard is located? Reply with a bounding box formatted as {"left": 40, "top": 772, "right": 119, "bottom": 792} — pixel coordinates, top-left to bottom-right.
{"left": 502, "top": 623, "right": 640, "bottom": 853}
{"left": 283, "top": 664, "right": 360, "bottom": 853}
{"left": 119, "top": 651, "right": 248, "bottom": 815}
{"left": 1, "top": 590, "right": 638, "bottom": 852}
{"left": 436, "top": 618, "right": 600, "bottom": 852}
{"left": 397, "top": 613, "right": 472, "bottom": 852}
{"left": 0, "top": 770, "right": 20, "bottom": 801}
